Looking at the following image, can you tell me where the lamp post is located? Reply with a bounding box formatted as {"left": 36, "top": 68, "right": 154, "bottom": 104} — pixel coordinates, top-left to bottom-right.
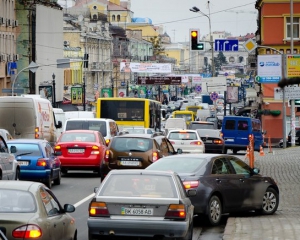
{"left": 190, "top": 1, "right": 215, "bottom": 77}
{"left": 52, "top": 73, "right": 56, "bottom": 108}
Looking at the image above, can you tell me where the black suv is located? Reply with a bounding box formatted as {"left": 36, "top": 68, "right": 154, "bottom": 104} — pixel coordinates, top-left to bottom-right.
{"left": 287, "top": 127, "right": 300, "bottom": 146}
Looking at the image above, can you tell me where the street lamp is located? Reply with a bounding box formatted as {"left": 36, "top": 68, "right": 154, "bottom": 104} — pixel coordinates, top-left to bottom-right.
{"left": 190, "top": 1, "right": 215, "bottom": 77}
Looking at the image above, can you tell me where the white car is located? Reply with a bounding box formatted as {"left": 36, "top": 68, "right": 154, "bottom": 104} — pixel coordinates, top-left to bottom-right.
{"left": 167, "top": 129, "right": 205, "bottom": 153}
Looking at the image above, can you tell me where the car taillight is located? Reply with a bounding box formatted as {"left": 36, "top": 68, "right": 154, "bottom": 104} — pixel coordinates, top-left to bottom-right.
{"left": 12, "top": 224, "right": 42, "bottom": 238}
{"left": 213, "top": 139, "right": 223, "bottom": 144}
{"left": 170, "top": 141, "right": 175, "bottom": 144}
{"left": 183, "top": 180, "right": 199, "bottom": 189}
{"left": 165, "top": 204, "right": 186, "bottom": 219}
{"left": 152, "top": 152, "right": 159, "bottom": 162}
{"left": 89, "top": 202, "right": 110, "bottom": 217}
{"left": 190, "top": 141, "right": 202, "bottom": 145}
{"left": 104, "top": 150, "right": 110, "bottom": 162}
{"left": 54, "top": 145, "right": 61, "bottom": 151}
{"left": 91, "top": 145, "right": 100, "bottom": 155}
{"left": 36, "top": 159, "right": 47, "bottom": 167}
{"left": 35, "top": 127, "right": 39, "bottom": 139}
{"left": 105, "top": 139, "right": 110, "bottom": 146}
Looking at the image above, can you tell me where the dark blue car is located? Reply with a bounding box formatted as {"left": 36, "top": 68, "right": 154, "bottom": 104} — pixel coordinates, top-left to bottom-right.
{"left": 7, "top": 139, "right": 61, "bottom": 188}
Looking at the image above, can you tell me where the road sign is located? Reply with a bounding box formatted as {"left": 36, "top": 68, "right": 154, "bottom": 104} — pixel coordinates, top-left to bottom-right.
{"left": 195, "top": 85, "right": 202, "bottom": 93}
{"left": 214, "top": 39, "right": 239, "bottom": 51}
{"left": 274, "top": 87, "right": 300, "bottom": 100}
{"left": 202, "top": 77, "right": 227, "bottom": 92}
{"left": 243, "top": 38, "right": 257, "bottom": 53}
{"left": 210, "top": 92, "right": 219, "bottom": 101}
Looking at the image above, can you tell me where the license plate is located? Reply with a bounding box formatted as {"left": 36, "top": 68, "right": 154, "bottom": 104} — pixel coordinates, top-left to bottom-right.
{"left": 225, "top": 139, "right": 234, "bottom": 142}
{"left": 18, "top": 161, "right": 29, "bottom": 166}
{"left": 121, "top": 207, "right": 153, "bottom": 215}
{"left": 205, "top": 140, "right": 212, "bottom": 143}
{"left": 68, "top": 149, "right": 85, "bottom": 153}
{"left": 120, "top": 161, "right": 140, "bottom": 166}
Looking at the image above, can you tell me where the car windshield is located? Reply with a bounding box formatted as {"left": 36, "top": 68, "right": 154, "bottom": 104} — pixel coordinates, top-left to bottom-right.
{"left": 147, "top": 157, "right": 206, "bottom": 173}
{"left": 60, "top": 132, "right": 96, "bottom": 142}
{"left": 65, "top": 120, "right": 107, "bottom": 137}
{"left": 190, "top": 123, "right": 214, "bottom": 130}
{"left": 7, "top": 143, "right": 41, "bottom": 157}
{"left": 111, "top": 137, "right": 153, "bottom": 152}
{"left": 99, "top": 174, "right": 177, "bottom": 198}
{"left": 197, "top": 130, "right": 221, "bottom": 138}
{"left": 0, "top": 190, "right": 36, "bottom": 213}
{"left": 168, "top": 132, "right": 198, "bottom": 140}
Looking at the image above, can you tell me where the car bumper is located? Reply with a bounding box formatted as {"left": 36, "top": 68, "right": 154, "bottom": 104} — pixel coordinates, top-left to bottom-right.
{"left": 88, "top": 217, "right": 189, "bottom": 238}
{"left": 204, "top": 144, "right": 224, "bottom": 153}
{"left": 20, "top": 169, "right": 51, "bottom": 180}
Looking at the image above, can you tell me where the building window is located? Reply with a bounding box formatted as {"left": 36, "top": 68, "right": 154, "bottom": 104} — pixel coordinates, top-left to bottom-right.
{"left": 286, "top": 17, "right": 300, "bottom": 38}
{"left": 117, "top": 15, "right": 120, "bottom": 21}
{"left": 112, "top": 15, "right": 115, "bottom": 21}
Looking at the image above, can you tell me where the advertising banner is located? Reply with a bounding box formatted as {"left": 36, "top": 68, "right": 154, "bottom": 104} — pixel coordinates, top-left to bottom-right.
{"left": 101, "top": 88, "right": 112, "bottom": 98}
{"left": 226, "top": 86, "right": 239, "bottom": 103}
{"left": 71, "top": 87, "right": 83, "bottom": 104}
{"left": 39, "top": 85, "right": 53, "bottom": 102}
{"left": 257, "top": 55, "right": 282, "bottom": 83}
{"left": 286, "top": 54, "right": 300, "bottom": 77}
{"left": 137, "top": 76, "right": 181, "bottom": 85}
{"left": 120, "top": 62, "right": 172, "bottom": 73}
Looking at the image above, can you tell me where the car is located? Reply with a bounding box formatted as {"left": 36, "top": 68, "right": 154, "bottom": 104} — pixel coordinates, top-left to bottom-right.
{"left": 196, "top": 129, "right": 225, "bottom": 153}
{"left": 167, "top": 129, "right": 205, "bottom": 153}
{"left": 0, "top": 181, "right": 77, "bottom": 240}
{"left": 7, "top": 139, "right": 61, "bottom": 188}
{"left": 100, "top": 134, "right": 181, "bottom": 181}
{"left": 189, "top": 120, "right": 216, "bottom": 130}
{"left": 87, "top": 169, "right": 195, "bottom": 240}
{"left": 287, "top": 127, "right": 300, "bottom": 145}
{"left": 54, "top": 130, "right": 108, "bottom": 175}
{"left": 121, "top": 127, "right": 155, "bottom": 135}
{"left": 146, "top": 154, "right": 279, "bottom": 226}
{"left": 0, "top": 129, "right": 13, "bottom": 142}
{"left": 0, "top": 135, "right": 20, "bottom": 181}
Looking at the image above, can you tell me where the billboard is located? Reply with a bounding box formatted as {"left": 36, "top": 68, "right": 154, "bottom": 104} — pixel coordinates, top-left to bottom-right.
{"left": 71, "top": 87, "right": 83, "bottom": 104}
{"left": 257, "top": 55, "right": 282, "bottom": 83}
{"left": 137, "top": 76, "right": 181, "bottom": 85}
{"left": 226, "top": 86, "right": 239, "bottom": 103}
{"left": 120, "top": 62, "right": 172, "bottom": 73}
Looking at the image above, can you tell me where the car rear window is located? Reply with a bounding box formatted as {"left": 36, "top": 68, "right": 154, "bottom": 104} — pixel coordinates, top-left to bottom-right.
{"left": 65, "top": 120, "right": 107, "bottom": 137}
{"left": 168, "top": 132, "right": 198, "bottom": 140}
{"left": 7, "top": 143, "right": 41, "bottom": 157}
{"left": 190, "top": 123, "right": 214, "bottom": 130}
{"left": 60, "top": 132, "right": 95, "bottom": 142}
{"left": 146, "top": 157, "right": 206, "bottom": 174}
{"left": 0, "top": 190, "right": 36, "bottom": 213}
{"left": 224, "top": 120, "right": 235, "bottom": 130}
{"left": 124, "top": 129, "right": 145, "bottom": 134}
{"left": 111, "top": 137, "right": 153, "bottom": 152}
{"left": 100, "top": 174, "right": 177, "bottom": 198}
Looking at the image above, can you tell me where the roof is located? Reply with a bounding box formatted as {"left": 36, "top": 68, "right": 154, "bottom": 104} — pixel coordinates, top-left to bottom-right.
{"left": 116, "top": 134, "right": 153, "bottom": 139}
{"left": 0, "top": 181, "right": 42, "bottom": 191}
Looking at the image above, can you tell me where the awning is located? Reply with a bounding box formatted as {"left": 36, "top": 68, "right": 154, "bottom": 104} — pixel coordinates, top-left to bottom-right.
{"left": 246, "top": 88, "right": 257, "bottom": 101}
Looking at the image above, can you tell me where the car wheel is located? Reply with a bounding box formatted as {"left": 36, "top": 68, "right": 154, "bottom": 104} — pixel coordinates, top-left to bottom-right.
{"left": 15, "top": 168, "right": 20, "bottom": 180}
{"left": 259, "top": 188, "right": 279, "bottom": 215}
{"left": 53, "top": 170, "right": 61, "bottom": 185}
{"left": 61, "top": 168, "right": 68, "bottom": 175}
{"left": 232, "top": 149, "right": 238, "bottom": 154}
{"left": 0, "top": 171, "right": 2, "bottom": 180}
{"left": 45, "top": 175, "right": 52, "bottom": 189}
{"left": 207, "top": 195, "right": 222, "bottom": 226}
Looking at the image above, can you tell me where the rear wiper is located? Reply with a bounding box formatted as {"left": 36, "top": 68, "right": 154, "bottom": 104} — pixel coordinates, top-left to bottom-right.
{"left": 16, "top": 152, "right": 33, "bottom": 157}
{"left": 127, "top": 149, "right": 144, "bottom": 152}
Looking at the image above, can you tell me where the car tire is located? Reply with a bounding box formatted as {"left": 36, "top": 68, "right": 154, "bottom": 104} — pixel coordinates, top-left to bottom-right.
{"left": 15, "top": 168, "right": 20, "bottom": 180}
{"left": 45, "top": 175, "right": 52, "bottom": 189}
{"left": 223, "top": 148, "right": 227, "bottom": 154}
{"left": 233, "top": 149, "right": 238, "bottom": 154}
{"left": 61, "top": 168, "right": 68, "bottom": 175}
{"left": 259, "top": 188, "right": 279, "bottom": 215}
{"left": 0, "top": 171, "right": 2, "bottom": 180}
{"left": 207, "top": 195, "right": 222, "bottom": 226}
{"left": 53, "top": 170, "right": 61, "bottom": 185}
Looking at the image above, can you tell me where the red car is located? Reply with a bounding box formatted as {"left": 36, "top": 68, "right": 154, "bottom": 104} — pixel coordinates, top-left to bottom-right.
{"left": 54, "top": 130, "right": 107, "bottom": 175}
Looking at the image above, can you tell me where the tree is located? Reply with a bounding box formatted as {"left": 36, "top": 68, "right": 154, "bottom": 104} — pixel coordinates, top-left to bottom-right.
{"left": 214, "top": 51, "right": 228, "bottom": 71}
{"left": 150, "top": 36, "right": 165, "bottom": 56}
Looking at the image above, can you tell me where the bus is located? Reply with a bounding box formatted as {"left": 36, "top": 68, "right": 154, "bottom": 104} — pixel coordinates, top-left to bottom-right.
{"left": 96, "top": 98, "right": 162, "bottom": 130}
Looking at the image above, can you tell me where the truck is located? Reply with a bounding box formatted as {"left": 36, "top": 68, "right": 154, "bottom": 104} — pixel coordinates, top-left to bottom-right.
{"left": 0, "top": 95, "right": 62, "bottom": 145}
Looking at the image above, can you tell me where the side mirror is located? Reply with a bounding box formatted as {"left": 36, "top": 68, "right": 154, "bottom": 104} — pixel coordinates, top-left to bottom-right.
{"left": 252, "top": 168, "right": 260, "bottom": 174}
{"left": 10, "top": 146, "right": 17, "bottom": 154}
{"left": 56, "top": 121, "right": 62, "bottom": 129}
{"left": 186, "top": 189, "right": 197, "bottom": 197}
{"left": 64, "top": 204, "right": 75, "bottom": 213}
{"left": 177, "top": 148, "right": 183, "bottom": 154}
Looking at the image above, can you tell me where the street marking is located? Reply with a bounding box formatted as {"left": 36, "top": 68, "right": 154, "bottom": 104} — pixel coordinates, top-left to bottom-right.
{"left": 74, "top": 193, "right": 95, "bottom": 208}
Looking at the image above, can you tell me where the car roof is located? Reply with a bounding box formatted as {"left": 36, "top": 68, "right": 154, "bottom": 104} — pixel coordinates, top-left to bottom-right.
{"left": 109, "top": 169, "right": 176, "bottom": 177}
{"left": 0, "top": 180, "right": 43, "bottom": 190}
{"left": 168, "top": 129, "right": 198, "bottom": 133}
{"left": 62, "top": 130, "right": 99, "bottom": 134}
{"left": 115, "top": 134, "right": 153, "bottom": 139}
{"left": 7, "top": 139, "right": 48, "bottom": 144}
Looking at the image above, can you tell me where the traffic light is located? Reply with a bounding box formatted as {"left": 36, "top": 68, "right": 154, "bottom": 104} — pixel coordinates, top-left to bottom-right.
{"left": 190, "top": 30, "right": 205, "bottom": 51}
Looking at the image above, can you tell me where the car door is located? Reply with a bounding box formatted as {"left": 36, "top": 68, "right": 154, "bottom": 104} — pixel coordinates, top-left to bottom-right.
{"left": 0, "top": 136, "right": 13, "bottom": 180}
{"left": 45, "top": 142, "right": 60, "bottom": 179}
{"left": 210, "top": 157, "right": 244, "bottom": 211}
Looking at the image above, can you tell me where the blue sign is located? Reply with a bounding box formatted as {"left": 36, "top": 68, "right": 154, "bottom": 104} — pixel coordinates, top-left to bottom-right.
{"left": 121, "top": 81, "right": 125, "bottom": 87}
{"left": 147, "top": 90, "right": 151, "bottom": 95}
{"left": 210, "top": 92, "right": 219, "bottom": 101}
{"left": 195, "top": 85, "right": 202, "bottom": 93}
{"left": 214, "top": 39, "right": 239, "bottom": 51}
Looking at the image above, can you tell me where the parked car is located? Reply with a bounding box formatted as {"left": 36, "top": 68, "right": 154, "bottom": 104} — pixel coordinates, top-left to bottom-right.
{"left": 146, "top": 154, "right": 279, "bottom": 226}
{"left": 0, "top": 181, "right": 77, "bottom": 240}
{"left": 54, "top": 130, "right": 108, "bottom": 175}
{"left": 0, "top": 135, "right": 20, "bottom": 181}
{"left": 196, "top": 129, "right": 225, "bottom": 153}
{"left": 167, "top": 129, "right": 205, "bottom": 153}
{"left": 88, "top": 169, "right": 195, "bottom": 240}
{"left": 100, "top": 134, "right": 181, "bottom": 181}
{"left": 7, "top": 139, "right": 61, "bottom": 188}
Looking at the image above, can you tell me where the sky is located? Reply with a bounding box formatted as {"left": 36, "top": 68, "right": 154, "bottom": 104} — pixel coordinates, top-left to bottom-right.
{"left": 130, "top": 0, "right": 257, "bottom": 42}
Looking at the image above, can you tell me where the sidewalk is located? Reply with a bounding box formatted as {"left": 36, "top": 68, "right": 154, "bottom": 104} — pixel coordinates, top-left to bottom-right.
{"left": 223, "top": 147, "right": 300, "bottom": 240}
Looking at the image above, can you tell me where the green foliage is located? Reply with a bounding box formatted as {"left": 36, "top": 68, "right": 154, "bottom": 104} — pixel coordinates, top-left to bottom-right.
{"left": 150, "top": 36, "right": 165, "bottom": 56}
{"left": 214, "top": 51, "right": 228, "bottom": 71}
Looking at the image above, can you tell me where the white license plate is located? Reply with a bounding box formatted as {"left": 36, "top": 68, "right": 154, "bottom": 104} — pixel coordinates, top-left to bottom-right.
{"left": 68, "top": 149, "right": 85, "bottom": 153}
{"left": 225, "top": 139, "right": 234, "bottom": 142}
{"left": 121, "top": 207, "right": 153, "bottom": 215}
{"left": 205, "top": 140, "right": 212, "bottom": 143}
{"left": 120, "top": 161, "right": 140, "bottom": 166}
{"left": 18, "top": 161, "right": 29, "bottom": 166}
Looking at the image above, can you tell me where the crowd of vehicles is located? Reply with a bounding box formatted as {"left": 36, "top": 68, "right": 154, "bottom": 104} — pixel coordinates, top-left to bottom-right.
{"left": 0, "top": 94, "right": 276, "bottom": 240}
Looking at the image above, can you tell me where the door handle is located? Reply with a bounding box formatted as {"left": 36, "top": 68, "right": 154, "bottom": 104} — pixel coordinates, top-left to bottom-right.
{"left": 239, "top": 178, "right": 245, "bottom": 182}
{"left": 215, "top": 178, "right": 221, "bottom": 183}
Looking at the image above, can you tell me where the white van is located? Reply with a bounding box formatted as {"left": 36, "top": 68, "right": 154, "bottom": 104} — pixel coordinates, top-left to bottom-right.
{"left": 0, "top": 95, "right": 62, "bottom": 145}
{"left": 53, "top": 108, "right": 66, "bottom": 139}
{"left": 164, "top": 118, "right": 187, "bottom": 136}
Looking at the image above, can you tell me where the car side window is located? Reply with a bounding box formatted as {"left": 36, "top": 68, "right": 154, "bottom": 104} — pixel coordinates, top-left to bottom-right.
{"left": 110, "top": 122, "right": 118, "bottom": 137}
{"left": 98, "top": 133, "right": 106, "bottom": 145}
{"left": 229, "top": 157, "right": 252, "bottom": 174}
{"left": 159, "top": 138, "right": 169, "bottom": 156}
{"left": 166, "top": 138, "right": 175, "bottom": 153}
{"left": 45, "top": 143, "right": 53, "bottom": 158}
{"left": 39, "top": 187, "right": 61, "bottom": 216}
{"left": 0, "top": 136, "right": 7, "bottom": 153}
{"left": 211, "top": 158, "right": 231, "bottom": 174}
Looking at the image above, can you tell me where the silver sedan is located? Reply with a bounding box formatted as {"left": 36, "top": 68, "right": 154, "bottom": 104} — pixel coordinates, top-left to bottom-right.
{"left": 88, "top": 169, "right": 195, "bottom": 240}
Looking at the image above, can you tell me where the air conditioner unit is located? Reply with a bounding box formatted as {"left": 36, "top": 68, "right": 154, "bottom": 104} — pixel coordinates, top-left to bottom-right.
{"left": 63, "top": 40, "right": 70, "bottom": 46}
{"left": 14, "top": 54, "right": 19, "bottom": 61}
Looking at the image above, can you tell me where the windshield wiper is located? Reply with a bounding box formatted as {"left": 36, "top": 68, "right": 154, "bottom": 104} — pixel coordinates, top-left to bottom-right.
{"left": 16, "top": 152, "right": 33, "bottom": 157}
{"left": 127, "top": 149, "right": 144, "bottom": 152}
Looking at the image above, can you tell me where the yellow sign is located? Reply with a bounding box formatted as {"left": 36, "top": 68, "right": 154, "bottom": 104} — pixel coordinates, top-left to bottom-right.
{"left": 286, "top": 54, "right": 300, "bottom": 77}
{"left": 71, "top": 87, "right": 83, "bottom": 104}
{"left": 243, "top": 39, "right": 257, "bottom": 53}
